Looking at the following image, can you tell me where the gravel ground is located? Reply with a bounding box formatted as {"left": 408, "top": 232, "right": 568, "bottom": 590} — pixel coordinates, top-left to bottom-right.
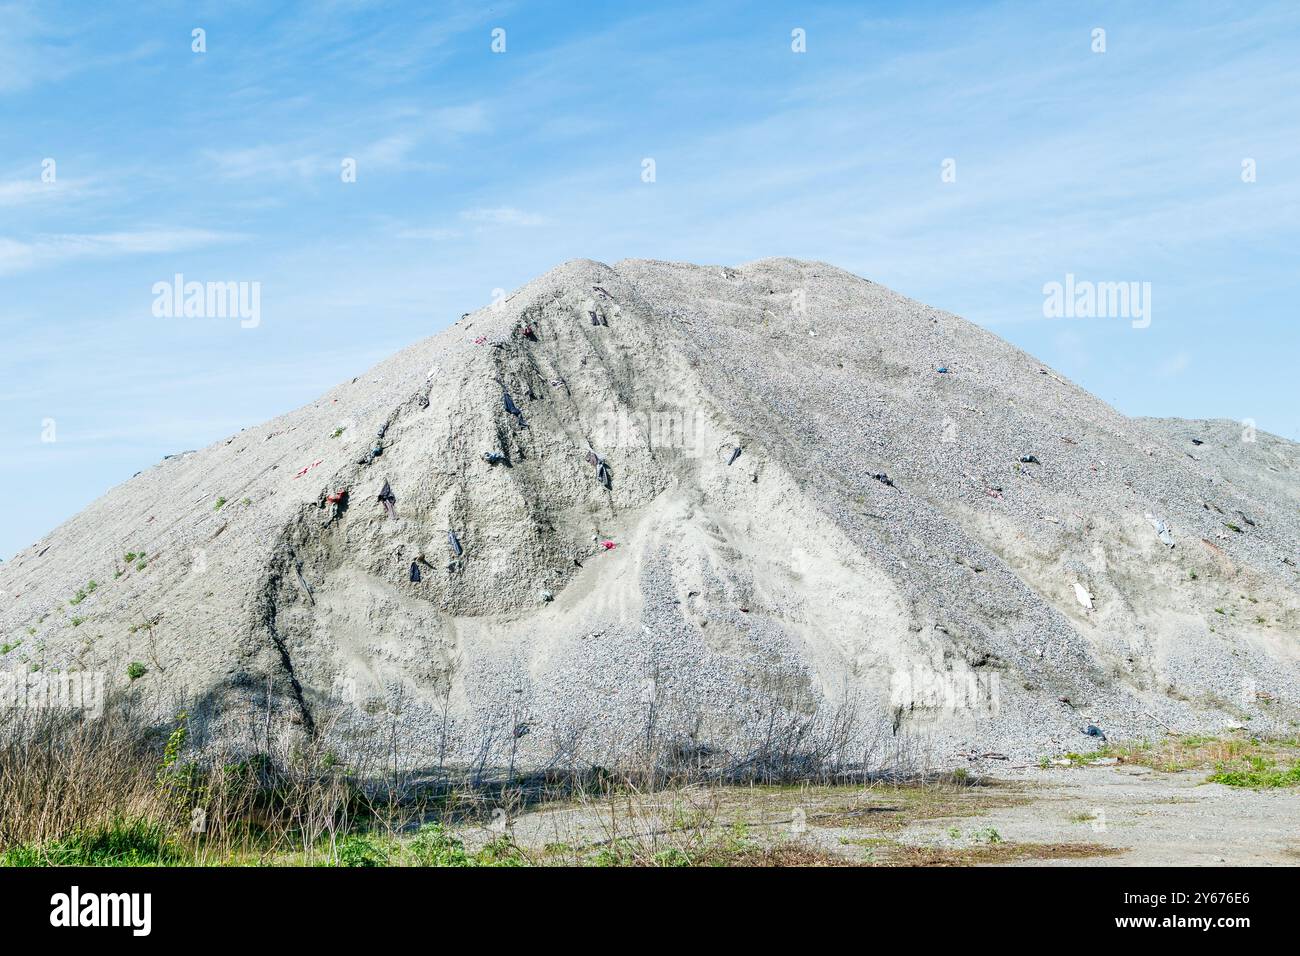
{"left": 1, "top": 258, "right": 1296, "bottom": 766}
{"left": 489, "top": 765, "right": 1300, "bottom": 867}
{"left": 958, "top": 765, "right": 1300, "bottom": 866}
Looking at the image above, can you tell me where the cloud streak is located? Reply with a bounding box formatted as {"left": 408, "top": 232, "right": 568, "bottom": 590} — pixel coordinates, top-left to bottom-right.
{"left": 0, "top": 229, "right": 247, "bottom": 275}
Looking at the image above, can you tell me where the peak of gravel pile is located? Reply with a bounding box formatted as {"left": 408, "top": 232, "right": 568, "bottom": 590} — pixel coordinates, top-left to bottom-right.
{"left": 2, "top": 258, "right": 1296, "bottom": 765}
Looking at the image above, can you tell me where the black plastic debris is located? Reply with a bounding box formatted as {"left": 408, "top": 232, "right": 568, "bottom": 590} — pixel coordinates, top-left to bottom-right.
{"left": 377, "top": 480, "right": 397, "bottom": 519}
{"left": 727, "top": 446, "right": 742, "bottom": 466}
{"left": 482, "top": 451, "right": 505, "bottom": 465}
{"left": 871, "top": 472, "right": 895, "bottom": 488}
{"left": 1019, "top": 455, "right": 1040, "bottom": 464}
{"left": 409, "top": 561, "right": 421, "bottom": 583}
{"left": 447, "top": 529, "right": 463, "bottom": 558}
{"left": 502, "top": 390, "right": 527, "bottom": 427}
{"left": 1084, "top": 723, "right": 1107, "bottom": 741}
{"left": 584, "top": 447, "right": 612, "bottom": 489}
{"left": 1191, "top": 438, "right": 1204, "bottom": 445}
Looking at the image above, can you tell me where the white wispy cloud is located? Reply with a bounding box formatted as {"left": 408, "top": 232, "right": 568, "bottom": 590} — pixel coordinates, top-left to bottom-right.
{"left": 460, "top": 206, "right": 545, "bottom": 227}
{"left": 0, "top": 3, "right": 160, "bottom": 93}
{"left": 1156, "top": 351, "right": 1192, "bottom": 378}
{"left": 203, "top": 145, "right": 325, "bottom": 182}
{"left": 0, "top": 229, "right": 246, "bottom": 275}
{"left": 0, "top": 175, "right": 98, "bottom": 207}
{"left": 396, "top": 226, "right": 461, "bottom": 241}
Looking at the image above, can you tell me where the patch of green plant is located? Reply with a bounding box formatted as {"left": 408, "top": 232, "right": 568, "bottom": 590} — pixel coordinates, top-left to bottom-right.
{"left": 125, "top": 552, "right": 137, "bottom": 563}
{"left": 127, "top": 661, "right": 147, "bottom": 681}
{"left": 407, "top": 823, "right": 473, "bottom": 866}
{"left": 214, "top": 497, "right": 227, "bottom": 511}
{"left": 70, "top": 617, "right": 83, "bottom": 627}
{"left": 474, "top": 835, "right": 528, "bottom": 867}
{"left": 335, "top": 834, "right": 391, "bottom": 867}
{"left": 0, "top": 818, "right": 185, "bottom": 867}
{"left": 1, "top": 640, "right": 21, "bottom": 655}
{"left": 69, "top": 589, "right": 87, "bottom": 606}
{"left": 1209, "top": 757, "right": 1300, "bottom": 789}
{"left": 592, "top": 838, "right": 639, "bottom": 867}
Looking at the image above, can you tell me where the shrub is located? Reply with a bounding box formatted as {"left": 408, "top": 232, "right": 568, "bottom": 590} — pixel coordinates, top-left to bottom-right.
{"left": 408, "top": 823, "right": 472, "bottom": 866}
{"left": 336, "top": 834, "right": 390, "bottom": 867}
{"left": 126, "top": 662, "right": 147, "bottom": 681}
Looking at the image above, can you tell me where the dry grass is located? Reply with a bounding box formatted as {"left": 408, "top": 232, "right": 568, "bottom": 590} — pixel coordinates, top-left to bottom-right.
{"left": 0, "top": 693, "right": 170, "bottom": 851}
{"left": 0, "top": 686, "right": 940, "bottom": 867}
{"left": 878, "top": 841, "right": 1125, "bottom": 866}
{"left": 1057, "top": 732, "right": 1300, "bottom": 788}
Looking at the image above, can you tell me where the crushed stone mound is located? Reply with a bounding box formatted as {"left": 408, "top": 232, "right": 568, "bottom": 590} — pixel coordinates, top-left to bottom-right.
{"left": 2, "top": 258, "right": 1297, "bottom": 765}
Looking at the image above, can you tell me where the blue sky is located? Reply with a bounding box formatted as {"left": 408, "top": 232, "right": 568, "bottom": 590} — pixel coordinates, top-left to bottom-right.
{"left": 2, "top": 0, "right": 1298, "bottom": 560}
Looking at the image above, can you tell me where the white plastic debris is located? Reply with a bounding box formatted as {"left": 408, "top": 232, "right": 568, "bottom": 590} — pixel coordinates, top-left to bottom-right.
{"left": 1073, "top": 582, "right": 1094, "bottom": 610}
{"left": 1144, "top": 513, "right": 1174, "bottom": 546}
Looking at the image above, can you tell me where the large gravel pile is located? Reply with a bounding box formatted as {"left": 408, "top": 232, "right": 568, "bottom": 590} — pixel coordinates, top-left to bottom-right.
{"left": 2, "top": 258, "right": 1296, "bottom": 766}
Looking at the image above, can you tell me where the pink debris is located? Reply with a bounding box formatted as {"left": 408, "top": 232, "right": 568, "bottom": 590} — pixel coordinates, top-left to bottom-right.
{"left": 600, "top": 540, "right": 617, "bottom": 551}
{"left": 293, "top": 460, "right": 323, "bottom": 479}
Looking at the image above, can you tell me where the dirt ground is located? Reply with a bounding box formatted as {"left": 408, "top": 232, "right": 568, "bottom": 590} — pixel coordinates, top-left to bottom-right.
{"left": 483, "top": 762, "right": 1300, "bottom": 866}
{"left": 918, "top": 765, "right": 1300, "bottom": 866}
